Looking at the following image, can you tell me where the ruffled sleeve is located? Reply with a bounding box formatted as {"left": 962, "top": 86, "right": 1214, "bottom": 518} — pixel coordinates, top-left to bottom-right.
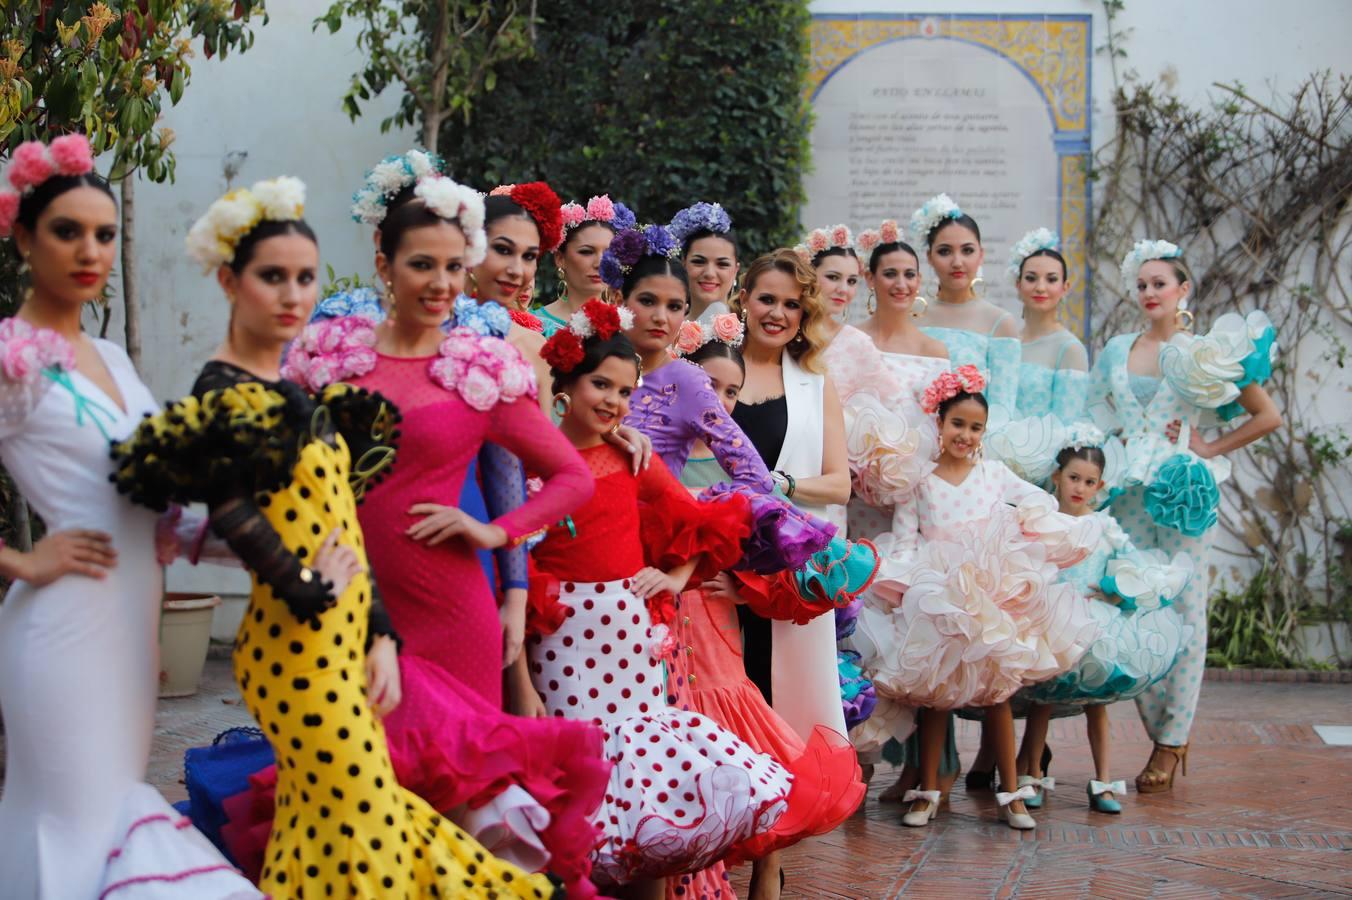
{"left": 1003, "top": 467, "right": 1104, "bottom": 569}
{"left": 109, "top": 380, "right": 306, "bottom": 511}
{"left": 1160, "top": 310, "right": 1277, "bottom": 422}
{"left": 865, "top": 492, "right": 922, "bottom": 606}
{"left": 0, "top": 318, "right": 76, "bottom": 441}
{"left": 696, "top": 482, "right": 835, "bottom": 574}
{"left": 636, "top": 455, "right": 752, "bottom": 583}
{"left": 317, "top": 383, "right": 402, "bottom": 503}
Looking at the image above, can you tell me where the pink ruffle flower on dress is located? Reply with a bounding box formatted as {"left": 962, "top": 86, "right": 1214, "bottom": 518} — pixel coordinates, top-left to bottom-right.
{"left": 0, "top": 317, "right": 76, "bottom": 383}
{"left": 281, "top": 316, "right": 378, "bottom": 391}
{"left": 429, "top": 327, "right": 537, "bottom": 411}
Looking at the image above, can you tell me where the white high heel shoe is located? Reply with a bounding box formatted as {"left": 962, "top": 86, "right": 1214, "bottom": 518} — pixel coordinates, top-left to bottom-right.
{"left": 996, "top": 785, "right": 1037, "bottom": 830}
{"left": 901, "top": 789, "right": 942, "bottom": 827}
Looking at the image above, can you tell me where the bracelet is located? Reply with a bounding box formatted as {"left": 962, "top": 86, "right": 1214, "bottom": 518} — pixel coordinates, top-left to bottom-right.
{"left": 783, "top": 472, "right": 796, "bottom": 499}
{"left": 773, "top": 470, "right": 796, "bottom": 499}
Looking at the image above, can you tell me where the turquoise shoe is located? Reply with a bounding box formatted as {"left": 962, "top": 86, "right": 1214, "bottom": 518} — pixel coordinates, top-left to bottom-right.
{"left": 1087, "top": 779, "right": 1124, "bottom": 814}
{"left": 1016, "top": 774, "right": 1053, "bottom": 809}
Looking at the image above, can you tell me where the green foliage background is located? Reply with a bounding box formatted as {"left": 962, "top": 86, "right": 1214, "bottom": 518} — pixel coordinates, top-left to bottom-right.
{"left": 437, "top": 0, "right": 812, "bottom": 263}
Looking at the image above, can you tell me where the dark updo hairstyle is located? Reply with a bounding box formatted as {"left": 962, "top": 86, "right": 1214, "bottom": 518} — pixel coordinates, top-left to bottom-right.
{"left": 1054, "top": 444, "right": 1107, "bottom": 475}
{"left": 927, "top": 213, "right": 982, "bottom": 249}
{"left": 13, "top": 172, "right": 116, "bottom": 242}
{"left": 680, "top": 226, "right": 739, "bottom": 261}
{"left": 868, "top": 239, "right": 920, "bottom": 274}
{"left": 622, "top": 254, "right": 690, "bottom": 308}
{"left": 685, "top": 338, "right": 745, "bottom": 376}
{"left": 936, "top": 389, "right": 989, "bottom": 421}
{"left": 229, "top": 219, "right": 318, "bottom": 273}
{"left": 550, "top": 330, "right": 641, "bottom": 396}
{"left": 1019, "top": 247, "right": 1068, "bottom": 280}
{"left": 811, "top": 245, "right": 857, "bottom": 268}
{"left": 377, "top": 184, "right": 458, "bottom": 260}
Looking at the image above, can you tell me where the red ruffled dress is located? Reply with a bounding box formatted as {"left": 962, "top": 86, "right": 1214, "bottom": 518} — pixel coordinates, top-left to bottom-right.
{"left": 527, "top": 445, "right": 792, "bottom": 887}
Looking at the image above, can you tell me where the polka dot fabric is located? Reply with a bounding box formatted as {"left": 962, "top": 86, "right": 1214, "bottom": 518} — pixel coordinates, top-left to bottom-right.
{"left": 527, "top": 579, "right": 791, "bottom": 887}
{"left": 237, "top": 434, "right": 557, "bottom": 898}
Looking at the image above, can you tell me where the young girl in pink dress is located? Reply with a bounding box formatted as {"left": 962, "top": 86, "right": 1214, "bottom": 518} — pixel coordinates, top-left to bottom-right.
{"left": 524, "top": 299, "right": 796, "bottom": 898}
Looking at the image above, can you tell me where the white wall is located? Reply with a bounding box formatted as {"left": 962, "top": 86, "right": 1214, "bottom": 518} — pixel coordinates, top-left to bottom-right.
{"left": 118, "top": 0, "right": 418, "bottom": 599}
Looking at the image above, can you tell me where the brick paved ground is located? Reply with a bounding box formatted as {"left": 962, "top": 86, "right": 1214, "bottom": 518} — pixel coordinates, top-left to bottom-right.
{"left": 17, "top": 651, "right": 1351, "bottom": 898}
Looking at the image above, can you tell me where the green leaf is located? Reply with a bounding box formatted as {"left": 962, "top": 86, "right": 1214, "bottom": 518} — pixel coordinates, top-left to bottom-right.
{"left": 170, "top": 68, "right": 184, "bottom": 105}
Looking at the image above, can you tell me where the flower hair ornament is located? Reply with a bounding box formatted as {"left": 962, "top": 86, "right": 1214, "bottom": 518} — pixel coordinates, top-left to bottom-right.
{"left": 920, "top": 364, "right": 986, "bottom": 415}
{"left": 488, "top": 182, "right": 564, "bottom": 252}
{"left": 350, "top": 149, "right": 443, "bottom": 226}
{"left": 412, "top": 174, "right": 487, "bottom": 266}
{"left": 1007, "top": 227, "right": 1060, "bottom": 279}
{"left": 674, "top": 312, "right": 745, "bottom": 356}
{"left": 855, "top": 219, "right": 903, "bottom": 258}
{"left": 1060, "top": 421, "right": 1106, "bottom": 454}
{"left": 185, "top": 176, "right": 306, "bottom": 273}
{"left": 667, "top": 201, "right": 733, "bottom": 246}
{"left": 540, "top": 297, "right": 635, "bottom": 374}
{"left": 559, "top": 194, "right": 637, "bottom": 238}
{"left": 598, "top": 223, "right": 680, "bottom": 291}
{"left": 909, "top": 193, "right": 963, "bottom": 247}
{"left": 0, "top": 134, "right": 96, "bottom": 238}
{"left": 795, "top": 224, "right": 854, "bottom": 264}
{"left": 1119, "top": 238, "right": 1183, "bottom": 291}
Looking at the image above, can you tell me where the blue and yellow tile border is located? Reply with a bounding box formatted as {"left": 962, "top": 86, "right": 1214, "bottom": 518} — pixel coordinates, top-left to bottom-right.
{"left": 806, "top": 13, "right": 1093, "bottom": 339}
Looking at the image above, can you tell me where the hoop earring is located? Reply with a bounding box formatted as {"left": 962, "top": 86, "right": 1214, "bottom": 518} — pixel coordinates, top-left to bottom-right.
{"left": 551, "top": 392, "right": 572, "bottom": 419}
{"left": 1175, "top": 309, "right": 1195, "bottom": 331}
{"left": 970, "top": 276, "right": 985, "bottom": 300}
{"left": 912, "top": 296, "right": 928, "bottom": 319}
{"left": 866, "top": 291, "right": 876, "bottom": 315}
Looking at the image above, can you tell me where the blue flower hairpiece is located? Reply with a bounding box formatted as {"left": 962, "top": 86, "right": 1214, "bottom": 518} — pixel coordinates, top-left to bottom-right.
{"left": 600, "top": 224, "right": 681, "bottom": 291}
{"left": 668, "top": 201, "right": 732, "bottom": 246}
{"left": 351, "top": 149, "right": 444, "bottom": 225}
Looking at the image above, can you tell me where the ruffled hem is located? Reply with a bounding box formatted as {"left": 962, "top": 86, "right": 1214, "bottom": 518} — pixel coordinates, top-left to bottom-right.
{"left": 838, "top": 649, "right": 878, "bottom": 730}
{"left": 590, "top": 709, "right": 791, "bottom": 886}
{"left": 845, "top": 390, "right": 936, "bottom": 507}
{"left": 218, "top": 655, "right": 608, "bottom": 897}
{"left": 1101, "top": 548, "right": 1193, "bottom": 612}
{"left": 1024, "top": 603, "right": 1193, "bottom": 706}
{"left": 640, "top": 487, "right": 752, "bottom": 582}
{"left": 730, "top": 535, "right": 879, "bottom": 626}
{"left": 854, "top": 505, "right": 1102, "bottom": 710}
{"left": 100, "top": 784, "right": 261, "bottom": 900}
{"left": 700, "top": 483, "right": 836, "bottom": 574}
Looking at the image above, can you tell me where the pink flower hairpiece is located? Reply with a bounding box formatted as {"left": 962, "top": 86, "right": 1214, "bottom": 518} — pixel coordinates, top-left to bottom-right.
{"left": 675, "top": 312, "right": 745, "bottom": 357}
{"left": 0, "top": 135, "right": 96, "bottom": 238}
{"left": 920, "top": 364, "right": 986, "bottom": 415}
{"left": 794, "top": 224, "right": 854, "bottom": 262}
{"left": 855, "top": 219, "right": 902, "bottom": 257}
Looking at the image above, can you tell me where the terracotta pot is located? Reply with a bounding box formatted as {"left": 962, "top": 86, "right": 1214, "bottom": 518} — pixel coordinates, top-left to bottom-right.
{"left": 159, "top": 592, "right": 221, "bottom": 698}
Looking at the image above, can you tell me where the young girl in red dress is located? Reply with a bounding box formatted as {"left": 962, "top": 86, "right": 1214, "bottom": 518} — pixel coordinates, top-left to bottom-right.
{"left": 523, "top": 299, "right": 795, "bottom": 899}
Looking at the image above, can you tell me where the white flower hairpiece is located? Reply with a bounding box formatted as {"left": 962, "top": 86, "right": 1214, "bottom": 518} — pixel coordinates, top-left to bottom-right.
{"left": 1007, "top": 227, "right": 1060, "bottom": 278}
{"left": 185, "top": 176, "right": 306, "bottom": 273}
{"left": 795, "top": 224, "right": 854, "bottom": 261}
{"left": 909, "top": 193, "right": 962, "bottom": 246}
{"left": 1120, "top": 238, "right": 1182, "bottom": 291}
{"left": 414, "top": 175, "right": 488, "bottom": 266}
{"left": 567, "top": 304, "right": 635, "bottom": 339}
{"left": 1061, "top": 421, "right": 1106, "bottom": 454}
{"left": 350, "top": 149, "right": 443, "bottom": 226}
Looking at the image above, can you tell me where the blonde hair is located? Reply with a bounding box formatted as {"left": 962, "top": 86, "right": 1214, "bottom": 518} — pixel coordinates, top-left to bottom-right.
{"left": 731, "top": 248, "right": 830, "bottom": 373}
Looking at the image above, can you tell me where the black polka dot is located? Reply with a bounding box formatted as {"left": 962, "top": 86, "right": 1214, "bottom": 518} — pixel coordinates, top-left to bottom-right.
{"left": 285, "top": 509, "right": 298, "bottom": 522}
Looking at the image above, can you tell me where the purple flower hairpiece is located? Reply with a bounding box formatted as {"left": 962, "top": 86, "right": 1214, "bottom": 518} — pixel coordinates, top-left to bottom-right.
{"left": 600, "top": 223, "right": 680, "bottom": 290}
{"left": 612, "top": 202, "right": 637, "bottom": 231}
{"left": 668, "top": 201, "right": 732, "bottom": 246}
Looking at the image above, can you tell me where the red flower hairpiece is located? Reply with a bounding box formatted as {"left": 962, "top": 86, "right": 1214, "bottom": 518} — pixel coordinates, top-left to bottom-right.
{"left": 541, "top": 328, "right": 585, "bottom": 373}
{"left": 500, "top": 181, "right": 563, "bottom": 252}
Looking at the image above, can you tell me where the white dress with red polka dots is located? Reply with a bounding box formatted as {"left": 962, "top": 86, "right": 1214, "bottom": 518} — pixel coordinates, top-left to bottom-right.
{"left": 849, "top": 460, "right": 1104, "bottom": 741}
{"left": 527, "top": 446, "right": 791, "bottom": 886}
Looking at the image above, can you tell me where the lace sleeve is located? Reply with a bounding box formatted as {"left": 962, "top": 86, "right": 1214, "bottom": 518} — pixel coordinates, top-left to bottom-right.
{"left": 479, "top": 442, "right": 529, "bottom": 590}
{"left": 485, "top": 398, "right": 593, "bottom": 542}
{"left": 207, "top": 494, "right": 335, "bottom": 625}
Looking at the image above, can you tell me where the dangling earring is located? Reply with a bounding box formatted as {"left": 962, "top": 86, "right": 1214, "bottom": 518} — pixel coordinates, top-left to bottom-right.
{"left": 936, "top": 432, "right": 945, "bottom": 459}
{"left": 912, "top": 296, "right": 928, "bottom": 319}
{"left": 383, "top": 281, "right": 397, "bottom": 322}
{"left": 17, "top": 253, "right": 30, "bottom": 276}
{"left": 555, "top": 267, "right": 568, "bottom": 300}
{"left": 866, "top": 291, "right": 876, "bottom": 315}
{"left": 467, "top": 271, "right": 480, "bottom": 298}
{"left": 739, "top": 307, "right": 747, "bottom": 327}
{"left": 973, "top": 442, "right": 985, "bottom": 463}
{"left": 1174, "top": 300, "right": 1194, "bottom": 331}
{"left": 551, "top": 392, "right": 572, "bottom": 418}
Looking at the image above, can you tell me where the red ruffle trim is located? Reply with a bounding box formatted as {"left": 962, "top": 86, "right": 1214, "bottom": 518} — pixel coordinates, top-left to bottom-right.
{"left": 526, "top": 565, "right": 571, "bottom": 638}
{"left": 724, "top": 725, "right": 865, "bottom": 865}
{"left": 730, "top": 570, "right": 834, "bottom": 625}
{"left": 640, "top": 491, "right": 751, "bottom": 585}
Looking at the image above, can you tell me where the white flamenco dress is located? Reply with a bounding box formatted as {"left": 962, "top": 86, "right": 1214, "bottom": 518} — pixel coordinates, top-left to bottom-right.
{"left": 849, "top": 460, "right": 1104, "bottom": 752}
{"left": 0, "top": 321, "right": 259, "bottom": 899}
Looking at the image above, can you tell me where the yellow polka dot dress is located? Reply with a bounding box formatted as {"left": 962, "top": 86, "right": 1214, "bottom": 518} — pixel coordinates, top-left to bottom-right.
{"left": 112, "top": 365, "right": 559, "bottom": 899}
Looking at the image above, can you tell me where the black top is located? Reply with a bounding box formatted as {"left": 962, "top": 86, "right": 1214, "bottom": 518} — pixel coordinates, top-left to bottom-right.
{"left": 732, "top": 394, "right": 789, "bottom": 470}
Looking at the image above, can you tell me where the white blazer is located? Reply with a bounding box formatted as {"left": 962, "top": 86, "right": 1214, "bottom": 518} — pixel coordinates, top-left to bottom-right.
{"left": 769, "top": 352, "right": 849, "bottom": 740}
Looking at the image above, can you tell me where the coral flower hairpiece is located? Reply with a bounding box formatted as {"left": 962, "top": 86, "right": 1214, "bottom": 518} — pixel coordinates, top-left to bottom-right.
{"left": 0, "top": 134, "right": 96, "bottom": 238}
{"left": 920, "top": 364, "right": 986, "bottom": 415}
{"left": 794, "top": 224, "right": 854, "bottom": 263}
{"left": 855, "top": 219, "right": 903, "bottom": 258}
{"left": 674, "top": 312, "right": 745, "bottom": 356}
{"left": 540, "top": 297, "right": 635, "bottom": 374}
{"left": 185, "top": 176, "right": 306, "bottom": 273}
